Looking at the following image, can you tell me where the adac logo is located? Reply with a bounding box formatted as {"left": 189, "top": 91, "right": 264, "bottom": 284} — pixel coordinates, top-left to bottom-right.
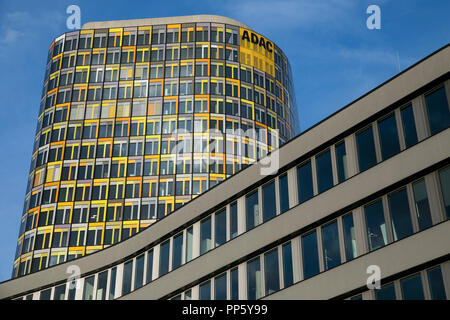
{"left": 241, "top": 30, "right": 273, "bottom": 53}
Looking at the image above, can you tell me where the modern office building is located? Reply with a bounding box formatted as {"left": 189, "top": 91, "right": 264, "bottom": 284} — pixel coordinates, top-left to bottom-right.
{"left": 1, "top": 38, "right": 449, "bottom": 300}
{"left": 11, "top": 15, "right": 299, "bottom": 278}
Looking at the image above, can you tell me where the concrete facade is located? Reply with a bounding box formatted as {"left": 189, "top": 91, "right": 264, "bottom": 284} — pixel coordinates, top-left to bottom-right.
{"left": 1, "top": 44, "right": 449, "bottom": 300}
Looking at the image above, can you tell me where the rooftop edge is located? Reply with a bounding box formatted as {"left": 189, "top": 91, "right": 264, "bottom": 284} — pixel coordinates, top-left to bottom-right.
{"left": 82, "top": 14, "right": 251, "bottom": 30}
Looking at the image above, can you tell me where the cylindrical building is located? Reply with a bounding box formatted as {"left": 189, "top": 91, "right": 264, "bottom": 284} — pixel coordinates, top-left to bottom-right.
{"left": 13, "top": 15, "right": 299, "bottom": 278}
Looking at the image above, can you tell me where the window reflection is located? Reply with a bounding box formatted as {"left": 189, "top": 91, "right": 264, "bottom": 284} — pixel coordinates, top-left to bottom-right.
{"left": 356, "top": 126, "right": 377, "bottom": 172}
{"left": 364, "top": 200, "right": 388, "bottom": 251}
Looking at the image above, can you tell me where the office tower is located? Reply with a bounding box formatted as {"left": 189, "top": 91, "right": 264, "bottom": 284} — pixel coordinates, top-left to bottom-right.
{"left": 12, "top": 15, "right": 299, "bottom": 278}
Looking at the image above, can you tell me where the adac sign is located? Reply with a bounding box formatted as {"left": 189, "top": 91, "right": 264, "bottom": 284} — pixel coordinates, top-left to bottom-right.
{"left": 241, "top": 30, "right": 273, "bottom": 53}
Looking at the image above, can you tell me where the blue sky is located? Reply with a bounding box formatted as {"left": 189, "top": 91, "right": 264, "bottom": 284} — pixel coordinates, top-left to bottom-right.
{"left": 0, "top": 0, "right": 448, "bottom": 282}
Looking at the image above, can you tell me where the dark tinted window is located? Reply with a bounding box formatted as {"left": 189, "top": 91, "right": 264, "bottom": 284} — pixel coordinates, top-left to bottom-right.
{"left": 246, "top": 191, "right": 259, "bottom": 230}
{"left": 146, "top": 250, "right": 154, "bottom": 284}
{"left": 316, "top": 150, "right": 333, "bottom": 193}
{"left": 425, "top": 87, "right": 450, "bottom": 135}
{"left": 262, "top": 181, "right": 276, "bottom": 222}
{"left": 388, "top": 188, "right": 413, "bottom": 241}
{"left": 215, "top": 208, "right": 226, "bottom": 247}
{"left": 200, "top": 217, "right": 212, "bottom": 254}
{"left": 230, "top": 267, "right": 239, "bottom": 300}
{"left": 214, "top": 273, "right": 227, "bottom": 300}
{"left": 342, "top": 213, "right": 357, "bottom": 261}
{"left": 122, "top": 261, "right": 133, "bottom": 295}
{"left": 247, "top": 257, "right": 261, "bottom": 300}
{"left": 134, "top": 255, "right": 144, "bottom": 290}
{"left": 401, "top": 274, "right": 424, "bottom": 300}
{"left": 438, "top": 166, "right": 450, "bottom": 219}
{"left": 264, "top": 249, "right": 280, "bottom": 295}
{"left": 40, "top": 288, "right": 52, "bottom": 300}
{"left": 279, "top": 174, "right": 290, "bottom": 213}
{"left": 335, "top": 142, "right": 348, "bottom": 183}
{"left": 282, "top": 243, "right": 293, "bottom": 287}
{"left": 378, "top": 114, "right": 400, "bottom": 160}
{"left": 400, "top": 105, "right": 418, "bottom": 148}
{"left": 199, "top": 280, "right": 211, "bottom": 300}
{"left": 302, "top": 231, "right": 319, "bottom": 279}
{"left": 412, "top": 179, "right": 433, "bottom": 230}
{"left": 172, "top": 233, "right": 183, "bottom": 270}
{"left": 297, "top": 160, "right": 313, "bottom": 203}
{"left": 321, "top": 220, "right": 341, "bottom": 270}
{"left": 230, "top": 202, "right": 238, "bottom": 239}
{"left": 364, "top": 200, "right": 387, "bottom": 251}
{"left": 356, "top": 126, "right": 377, "bottom": 172}
{"left": 427, "top": 266, "right": 447, "bottom": 300}
{"left": 375, "top": 283, "right": 396, "bottom": 300}
{"left": 159, "top": 240, "right": 170, "bottom": 276}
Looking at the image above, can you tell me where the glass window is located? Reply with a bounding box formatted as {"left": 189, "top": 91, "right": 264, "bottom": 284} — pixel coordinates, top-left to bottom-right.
{"left": 378, "top": 114, "right": 401, "bottom": 160}
{"left": 146, "top": 250, "right": 154, "bottom": 284}
{"left": 262, "top": 181, "right": 276, "bottom": 222}
{"left": 342, "top": 213, "right": 357, "bottom": 261}
{"left": 215, "top": 209, "right": 226, "bottom": 247}
{"left": 184, "top": 289, "right": 192, "bottom": 300}
{"left": 186, "top": 227, "right": 193, "bottom": 263}
{"left": 375, "top": 283, "right": 396, "bottom": 300}
{"left": 438, "top": 166, "right": 450, "bottom": 219}
{"left": 412, "top": 179, "right": 433, "bottom": 230}
{"left": 321, "top": 220, "right": 341, "bottom": 270}
{"left": 427, "top": 266, "right": 447, "bottom": 300}
{"left": 401, "top": 105, "right": 418, "bottom": 148}
{"left": 388, "top": 188, "right": 413, "bottom": 241}
{"left": 96, "top": 270, "right": 108, "bottom": 300}
{"left": 83, "top": 275, "right": 95, "bottom": 300}
{"left": 230, "top": 267, "right": 239, "bottom": 300}
{"left": 230, "top": 202, "right": 238, "bottom": 239}
{"left": 425, "top": 87, "right": 450, "bottom": 135}
{"left": 200, "top": 217, "right": 212, "bottom": 254}
{"left": 40, "top": 288, "right": 52, "bottom": 300}
{"left": 279, "top": 174, "right": 290, "bottom": 213}
{"left": 335, "top": 142, "right": 348, "bottom": 183}
{"left": 401, "top": 274, "right": 425, "bottom": 300}
{"left": 172, "top": 233, "right": 183, "bottom": 270}
{"left": 302, "top": 231, "right": 320, "bottom": 279}
{"left": 134, "top": 254, "right": 145, "bottom": 290}
{"left": 122, "top": 261, "right": 133, "bottom": 295}
{"left": 264, "top": 248, "right": 280, "bottom": 295}
{"left": 159, "top": 240, "right": 170, "bottom": 276}
{"left": 246, "top": 190, "right": 260, "bottom": 231}
{"left": 282, "top": 243, "right": 293, "bottom": 288}
{"left": 316, "top": 150, "right": 334, "bottom": 193}
{"left": 356, "top": 126, "right": 377, "bottom": 172}
{"left": 199, "top": 280, "right": 211, "bottom": 300}
{"left": 54, "top": 284, "right": 66, "bottom": 300}
{"left": 364, "top": 200, "right": 388, "bottom": 251}
{"left": 68, "top": 280, "right": 76, "bottom": 300}
{"left": 247, "top": 257, "right": 262, "bottom": 300}
{"left": 109, "top": 267, "right": 117, "bottom": 300}
{"left": 214, "top": 273, "right": 227, "bottom": 300}
{"left": 297, "top": 160, "right": 314, "bottom": 203}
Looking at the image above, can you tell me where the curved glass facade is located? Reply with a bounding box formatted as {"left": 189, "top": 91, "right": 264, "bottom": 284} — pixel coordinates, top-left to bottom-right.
{"left": 13, "top": 17, "right": 299, "bottom": 278}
